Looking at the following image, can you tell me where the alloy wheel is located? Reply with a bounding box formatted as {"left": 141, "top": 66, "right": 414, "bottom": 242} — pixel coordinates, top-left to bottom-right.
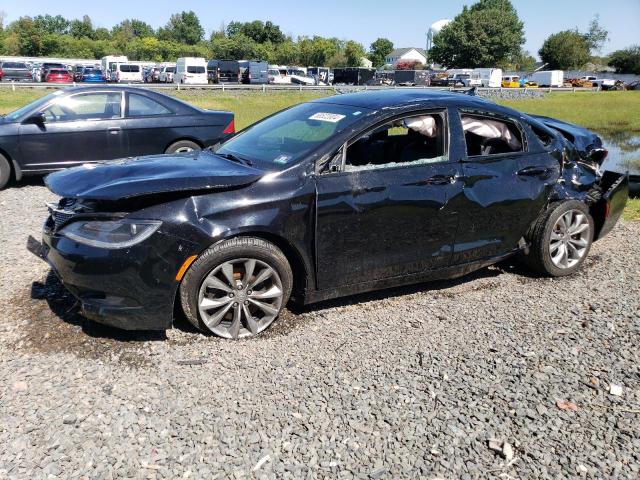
{"left": 549, "top": 209, "right": 591, "bottom": 269}
{"left": 197, "top": 258, "right": 284, "bottom": 339}
{"left": 175, "top": 146, "right": 194, "bottom": 153}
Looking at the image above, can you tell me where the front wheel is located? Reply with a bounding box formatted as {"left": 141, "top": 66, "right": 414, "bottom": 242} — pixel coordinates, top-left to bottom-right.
{"left": 524, "top": 200, "right": 594, "bottom": 277}
{"left": 180, "top": 237, "right": 293, "bottom": 339}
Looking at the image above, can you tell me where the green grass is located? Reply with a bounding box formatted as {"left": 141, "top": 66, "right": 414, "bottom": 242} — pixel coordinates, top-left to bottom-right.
{"left": 497, "top": 91, "right": 640, "bottom": 137}
{"left": 624, "top": 197, "right": 640, "bottom": 221}
{"left": 1, "top": 87, "right": 637, "bottom": 220}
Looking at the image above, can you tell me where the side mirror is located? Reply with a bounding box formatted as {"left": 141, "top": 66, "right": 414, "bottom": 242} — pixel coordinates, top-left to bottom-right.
{"left": 23, "top": 112, "right": 46, "bottom": 125}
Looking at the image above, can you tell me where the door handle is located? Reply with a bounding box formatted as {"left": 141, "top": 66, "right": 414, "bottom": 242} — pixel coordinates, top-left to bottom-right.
{"left": 107, "top": 127, "right": 121, "bottom": 135}
{"left": 423, "top": 174, "right": 455, "bottom": 185}
{"left": 517, "top": 166, "right": 551, "bottom": 177}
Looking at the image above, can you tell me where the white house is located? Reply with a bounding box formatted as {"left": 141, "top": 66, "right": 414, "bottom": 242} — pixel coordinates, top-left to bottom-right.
{"left": 385, "top": 48, "right": 428, "bottom": 67}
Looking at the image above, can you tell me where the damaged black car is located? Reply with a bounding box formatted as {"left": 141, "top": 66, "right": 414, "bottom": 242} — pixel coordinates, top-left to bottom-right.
{"left": 39, "top": 90, "right": 628, "bottom": 339}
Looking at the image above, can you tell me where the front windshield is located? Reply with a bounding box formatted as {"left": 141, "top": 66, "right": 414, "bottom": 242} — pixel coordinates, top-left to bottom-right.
{"left": 4, "top": 91, "right": 64, "bottom": 121}
{"left": 217, "top": 102, "right": 368, "bottom": 169}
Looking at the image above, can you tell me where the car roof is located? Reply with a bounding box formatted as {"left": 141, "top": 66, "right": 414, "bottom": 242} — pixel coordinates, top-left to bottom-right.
{"left": 57, "top": 86, "right": 200, "bottom": 113}
{"left": 311, "top": 89, "right": 523, "bottom": 117}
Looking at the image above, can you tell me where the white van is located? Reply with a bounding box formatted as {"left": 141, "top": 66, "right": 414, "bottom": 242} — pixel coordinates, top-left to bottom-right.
{"left": 113, "top": 63, "right": 143, "bottom": 83}
{"left": 101, "top": 56, "right": 128, "bottom": 82}
{"left": 473, "top": 68, "right": 502, "bottom": 88}
{"left": 530, "top": 70, "right": 564, "bottom": 88}
{"left": 174, "top": 57, "right": 207, "bottom": 84}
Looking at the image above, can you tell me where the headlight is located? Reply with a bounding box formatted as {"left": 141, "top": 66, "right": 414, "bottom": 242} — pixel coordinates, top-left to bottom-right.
{"left": 60, "top": 219, "right": 161, "bottom": 249}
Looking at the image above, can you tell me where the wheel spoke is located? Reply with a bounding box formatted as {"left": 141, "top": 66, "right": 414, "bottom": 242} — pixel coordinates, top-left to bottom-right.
{"left": 250, "top": 267, "right": 274, "bottom": 289}
{"left": 221, "top": 262, "right": 235, "bottom": 286}
{"left": 250, "top": 285, "right": 283, "bottom": 300}
{"left": 550, "top": 231, "right": 562, "bottom": 241}
{"left": 203, "top": 301, "right": 233, "bottom": 329}
{"left": 557, "top": 216, "right": 568, "bottom": 233}
{"left": 566, "top": 241, "right": 580, "bottom": 258}
{"left": 243, "top": 304, "right": 259, "bottom": 335}
{"left": 549, "top": 240, "right": 562, "bottom": 252}
{"left": 244, "top": 259, "right": 256, "bottom": 284}
{"left": 551, "top": 243, "right": 566, "bottom": 265}
{"left": 204, "top": 275, "right": 232, "bottom": 293}
{"left": 569, "top": 223, "right": 589, "bottom": 235}
{"left": 200, "top": 296, "right": 232, "bottom": 309}
{"left": 561, "top": 244, "right": 569, "bottom": 267}
{"left": 249, "top": 298, "right": 279, "bottom": 316}
{"left": 229, "top": 305, "right": 242, "bottom": 339}
{"left": 570, "top": 238, "right": 588, "bottom": 248}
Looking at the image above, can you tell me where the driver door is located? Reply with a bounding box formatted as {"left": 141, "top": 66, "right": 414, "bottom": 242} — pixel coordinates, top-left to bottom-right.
{"left": 18, "top": 91, "right": 126, "bottom": 172}
{"left": 314, "top": 110, "right": 462, "bottom": 289}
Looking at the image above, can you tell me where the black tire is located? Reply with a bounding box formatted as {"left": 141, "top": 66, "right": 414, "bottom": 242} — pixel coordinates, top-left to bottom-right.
{"left": 523, "top": 200, "right": 594, "bottom": 277}
{"left": 0, "top": 154, "right": 11, "bottom": 190}
{"left": 165, "top": 140, "right": 201, "bottom": 154}
{"left": 180, "top": 237, "right": 293, "bottom": 338}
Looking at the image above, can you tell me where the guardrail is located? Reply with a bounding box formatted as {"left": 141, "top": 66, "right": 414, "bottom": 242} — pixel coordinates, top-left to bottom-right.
{"left": 0, "top": 81, "right": 600, "bottom": 93}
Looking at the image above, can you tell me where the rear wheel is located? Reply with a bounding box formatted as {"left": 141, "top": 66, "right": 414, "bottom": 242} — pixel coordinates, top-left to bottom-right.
{"left": 0, "top": 154, "right": 11, "bottom": 190}
{"left": 524, "top": 200, "right": 594, "bottom": 277}
{"left": 180, "top": 237, "right": 293, "bottom": 339}
{"left": 165, "top": 140, "right": 201, "bottom": 154}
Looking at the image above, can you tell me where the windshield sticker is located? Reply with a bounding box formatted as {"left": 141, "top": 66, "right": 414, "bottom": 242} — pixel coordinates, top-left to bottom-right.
{"left": 309, "top": 112, "right": 346, "bottom": 123}
{"left": 273, "top": 154, "right": 291, "bottom": 164}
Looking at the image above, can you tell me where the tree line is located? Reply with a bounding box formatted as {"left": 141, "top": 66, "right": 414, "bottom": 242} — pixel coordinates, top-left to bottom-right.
{"left": 0, "top": 4, "right": 638, "bottom": 74}
{"left": 0, "top": 11, "right": 396, "bottom": 69}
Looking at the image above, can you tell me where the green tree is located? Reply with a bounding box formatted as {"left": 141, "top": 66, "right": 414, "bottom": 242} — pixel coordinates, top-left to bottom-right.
{"left": 93, "top": 27, "right": 111, "bottom": 41}
{"left": 8, "top": 17, "right": 44, "bottom": 55}
{"left": 369, "top": 38, "right": 394, "bottom": 67}
{"left": 69, "top": 15, "right": 94, "bottom": 39}
{"left": 429, "top": 0, "right": 524, "bottom": 68}
{"left": 34, "top": 14, "right": 70, "bottom": 35}
{"left": 225, "top": 20, "right": 285, "bottom": 44}
{"left": 273, "top": 40, "right": 299, "bottom": 65}
{"left": 112, "top": 19, "right": 155, "bottom": 39}
{"left": 298, "top": 36, "right": 340, "bottom": 66}
{"left": 159, "top": 11, "right": 203, "bottom": 45}
{"left": 500, "top": 49, "right": 536, "bottom": 71}
{"left": 344, "top": 40, "right": 366, "bottom": 67}
{"left": 608, "top": 46, "right": 640, "bottom": 74}
{"left": 584, "top": 15, "right": 608, "bottom": 52}
{"left": 539, "top": 30, "right": 591, "bottom": 70}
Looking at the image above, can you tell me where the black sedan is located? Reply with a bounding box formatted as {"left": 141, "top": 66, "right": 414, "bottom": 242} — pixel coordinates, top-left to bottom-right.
{"left": 0, "top": 86, "right": 234, "bottom": 189}
{"left": 39, "top": 90, "right": 628, "bottom": 339}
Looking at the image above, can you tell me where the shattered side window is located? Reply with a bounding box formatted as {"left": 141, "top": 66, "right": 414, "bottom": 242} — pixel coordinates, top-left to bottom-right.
{"left": 460, "top": 113, "right": 524, "bottom": 157}
{"left": 344, "top": 111, "right": 448, "bottom": 172}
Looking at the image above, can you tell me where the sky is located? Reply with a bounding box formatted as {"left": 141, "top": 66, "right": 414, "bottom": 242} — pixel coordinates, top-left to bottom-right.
{"left": 2, "top": 0, "right": 639, "bottom": 57}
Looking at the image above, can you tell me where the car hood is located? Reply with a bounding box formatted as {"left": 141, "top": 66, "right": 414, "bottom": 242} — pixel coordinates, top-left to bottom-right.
{"left": 45, "top": 151, "right": 264, "bottom": 201}
{"left": 529, "top": 114, "right": 603, "bottom": 153}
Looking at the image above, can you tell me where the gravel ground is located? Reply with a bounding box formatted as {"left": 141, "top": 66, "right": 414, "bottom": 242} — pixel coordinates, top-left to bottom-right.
{"left": 0, "top": 181, "right": 638, "bottom": 480}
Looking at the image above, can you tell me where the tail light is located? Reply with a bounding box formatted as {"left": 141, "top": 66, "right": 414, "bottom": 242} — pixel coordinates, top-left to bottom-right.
{"left": 223, "top": 119, "right": 235, "bottom": 134}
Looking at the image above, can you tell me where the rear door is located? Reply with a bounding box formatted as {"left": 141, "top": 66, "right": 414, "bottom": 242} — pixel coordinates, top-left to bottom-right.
{"left": 18, "top": 91, "right": 126, "bottom": 171}
{"left": 315, "top": 109, "right": 462, "bottom": 289}
{"left": 451, "top": 107, "right": 560, "bottom": 264}
{"left": 123, "top": 92, "right": 176, "bottom": 156}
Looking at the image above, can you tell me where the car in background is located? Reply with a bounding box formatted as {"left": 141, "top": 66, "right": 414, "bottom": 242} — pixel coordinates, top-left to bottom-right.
{"left": 144, "top": 67, "right": 161, "bottom": 83}
{"left": 239, "top": 61, "right": 269, "bottom": 84}
{"left": 45, "top": 69, "right": 72, "bottom": 83}
{"left": 40, "top": 63, "right": 66, "bottom": 82}
{"left": 72, "top": 65, "right": 90, "bottom": 82}
{"left": 502, "top": 75, "right": 521, "bottom": 88}
{"left": 0, "top": 62, "right": 33, "bottom": 82}
{"left": 113, "top": 63, "right": 143, "bottom": 83}
{"left": 37, "top": 90, "right": 628, "bottom": 338}
{"left": 0, "top": 86, "right": 235, "bottom": 189}
{"left": 207, "top": 60, "right": 240, "bottom": 84}
{"left": 81, "top": 68, "right": 106, "bottom": 83}
{"left": 175, "top": 57, "right": 208, "bottom": 84}
{"left": 159, "top": 65, "right": 176, "bottom": 83}
{"left": 268, "top": 68, "right": 289, "bottom": 84}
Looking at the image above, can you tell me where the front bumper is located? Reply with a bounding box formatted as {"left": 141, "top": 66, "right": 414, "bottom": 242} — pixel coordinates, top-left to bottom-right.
{"left": 41, "top": 225, "right": 199, "bottom": 330}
